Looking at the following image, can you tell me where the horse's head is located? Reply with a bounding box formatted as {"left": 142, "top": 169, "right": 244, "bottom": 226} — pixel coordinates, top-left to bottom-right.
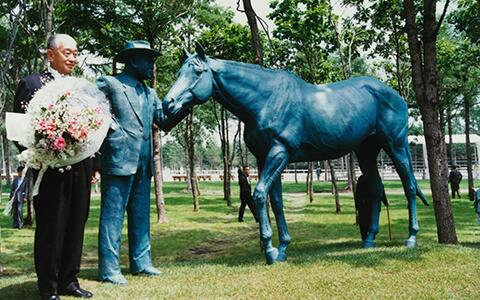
{"left": 163, "top": 42, "right": 213, "bottom": 117}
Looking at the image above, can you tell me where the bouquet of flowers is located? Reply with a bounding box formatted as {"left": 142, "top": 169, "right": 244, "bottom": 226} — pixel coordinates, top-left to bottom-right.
{"left": 6, "top": 77, "right": 111, "bottom": 196}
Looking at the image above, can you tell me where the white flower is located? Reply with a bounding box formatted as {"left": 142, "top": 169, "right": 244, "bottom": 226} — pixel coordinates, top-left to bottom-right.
{"left": 16, "top": 77, "right": 112, "bottom": 170}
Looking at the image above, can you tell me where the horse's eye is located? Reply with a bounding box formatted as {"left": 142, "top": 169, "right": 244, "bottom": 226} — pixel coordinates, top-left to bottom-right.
{"left": 195, "top": 68, "right": 203, "bottom": 75}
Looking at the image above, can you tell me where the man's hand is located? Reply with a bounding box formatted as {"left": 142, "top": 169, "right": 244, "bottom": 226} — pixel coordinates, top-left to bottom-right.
{"left": 23, "top": 198, "right": 27, "bottom": 203}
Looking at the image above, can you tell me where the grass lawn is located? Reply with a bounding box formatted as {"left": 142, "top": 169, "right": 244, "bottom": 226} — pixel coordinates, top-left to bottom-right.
{"left": 1, "top": 180, "right": 479, "bottom": 299}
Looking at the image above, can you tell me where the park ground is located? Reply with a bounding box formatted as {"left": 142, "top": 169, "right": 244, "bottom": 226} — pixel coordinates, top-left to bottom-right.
{"left": 0, "top": 180, "right": 479, "bottom": 299}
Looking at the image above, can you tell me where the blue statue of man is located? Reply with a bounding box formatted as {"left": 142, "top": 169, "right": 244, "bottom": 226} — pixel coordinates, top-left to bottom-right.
{"left": 96, "top": 41, "right": 187, "bottom": 285}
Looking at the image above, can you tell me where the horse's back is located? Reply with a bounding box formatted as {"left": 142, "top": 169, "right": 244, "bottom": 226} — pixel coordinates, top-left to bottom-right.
{"left": 300, "top": 78, "right": 381, "bottom": 149}
{"left": 323, "top": 77, "right": 409, "bottom": 142}
{"left": 348, "top": 77, "right": 409, "bottom": 144}
{"left": 285, "top": 77, "right": 408, "bottom": 161}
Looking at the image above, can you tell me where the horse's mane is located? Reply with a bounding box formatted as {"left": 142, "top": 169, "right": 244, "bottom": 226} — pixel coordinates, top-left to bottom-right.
{"left": 208, "top": 56, "right": 306, "bottom": 82}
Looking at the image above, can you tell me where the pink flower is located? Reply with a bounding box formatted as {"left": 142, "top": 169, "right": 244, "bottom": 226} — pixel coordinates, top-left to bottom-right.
{"left": 36, "top": 121, "right": 47, "bottom": 131}
{"left": 48, "top": 104, "right": 55, "bottom": 110}
{"left": 68, "top": 127, "right": 80, "bottom": 140}
{"left": 47, "top": 131, "right": 55, "bottom": 138}
{"left": 45, "top": 121, "right": 56, "bottom": 131}
{"left": 54, "top": 136, "right": 66, "bottom": 150}
{"left": 70, "top": 117, "right": 78, "bottom": 125}
{"left": 94, "top": 107, "right": 102, "bottom": 114}
{"left": 79, "top": 126, "right": 90, "bottom": 139}
{"left": 95, "top": 118, "right": 104, "bottom": 126}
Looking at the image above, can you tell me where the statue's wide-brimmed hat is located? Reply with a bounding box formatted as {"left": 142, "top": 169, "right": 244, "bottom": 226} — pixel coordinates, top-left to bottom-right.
{"left": 115, "top": 41, "right": 161, "bottom": 63}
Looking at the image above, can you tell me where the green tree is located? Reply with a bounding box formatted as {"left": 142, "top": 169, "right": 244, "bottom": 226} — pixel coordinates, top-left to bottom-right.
{"left": 162, "top": 139, "right": 185, "bottom": 169}
{"left": 449, "top": 0, "right": 480, "bottom": 46}
{"left": 345, "top": 0, "right": 412, "bottom": 101}
{"left": 197, "top": 15, "right": 255, "bottom": 206}
{"left": 269, "top": 0, "right": 337, "bottom": 84}
{"left": 403, "top": 0, "right": 458, "bottom": 245}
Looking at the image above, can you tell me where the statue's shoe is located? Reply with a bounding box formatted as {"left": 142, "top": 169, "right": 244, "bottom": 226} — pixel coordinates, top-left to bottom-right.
{"left": 134, "top": 266, "right": 163, "bottom": 276}
{"left": 102, "top": 274, "right": 128, "bottom": 285}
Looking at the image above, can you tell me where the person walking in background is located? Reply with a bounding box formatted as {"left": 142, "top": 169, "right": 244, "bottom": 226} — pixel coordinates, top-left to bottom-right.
{"left": 315, "top": 165, "right": 322, "bottom": 181}
{"left": 448, "top": 165, "right": 463, "bottom": 199}
{"left": 9, "top": 166, "right": 28, "bottom": 229}
{"left": 238, "top": 166, "right": 259, "bottom": 222}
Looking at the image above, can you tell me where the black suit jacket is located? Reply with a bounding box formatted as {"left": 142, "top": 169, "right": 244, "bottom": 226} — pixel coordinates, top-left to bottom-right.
{"left": 14, "top": 69, "right": 54, "bottom": 113}
{"left": 238, "top": 171, "right": 252, "bottom": 201}
{"left": 13, "top": 69, "right": 54, "bottom": 152}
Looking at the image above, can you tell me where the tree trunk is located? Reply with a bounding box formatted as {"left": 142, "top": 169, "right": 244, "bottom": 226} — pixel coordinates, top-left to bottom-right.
{"left": 403, "top": 0, "right": 458, "bottom": 244}
{"left": 42, "top": 0, "right": 55, "bottom": 68}
{"left": 243, "top": 0, "right": 263, "bottom": 66}
{"left": 345, "top": 154, "right": 355, "bottom": 192}
{"left": 183, "top": 121, "right": 192, "bottom": 191}
{"left": 349, "top": 152, "right": 356, "bottom": 194}
{"left": 0, "top": 239, "right": 3, "bottom": 273}
{"left": 294, "top": 163, "right": 298, "bottom": 184}
{"left": 308, "top": 162, "right": 314, "bottom": 202}
{"left": 447, "top": 106, "right": 454, "bottom": 166}
{"left": 306, "top": 163, "right": 310, "bottom": 192}
{"left": 153, "top": 125, "right": 168, "bottom": 223}
{"left": 465, "top": 97, "right": 474, "bottom": 201}
{"left": 238, "top": 122, "right": 244, "bottom": 166}
{"left": 2, "top": 134, "right": 11, "bottom": 188}
{"left": 186, "top": 110, "right": 199, "bottom": 211}
{"left": 328, "top": 160, "right": 341, "bottom": 213}
{"left": 147, "top": 39, "right": 168, "bottom": 224}
{"left": 221, "top": 107, "right": 232, "bottom": 206}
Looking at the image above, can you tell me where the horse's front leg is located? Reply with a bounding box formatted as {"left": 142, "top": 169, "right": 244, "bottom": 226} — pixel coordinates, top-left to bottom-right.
{"left": 253, "top": 140, "right": 290, "bottom": 265}
{"left": 269, "top": 178, "right": 291, "bottom": 262}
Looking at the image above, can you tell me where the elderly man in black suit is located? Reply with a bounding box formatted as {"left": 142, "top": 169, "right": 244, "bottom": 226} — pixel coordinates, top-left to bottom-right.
{"left": 13, "top": 34, "right": 93, "bottom": 300}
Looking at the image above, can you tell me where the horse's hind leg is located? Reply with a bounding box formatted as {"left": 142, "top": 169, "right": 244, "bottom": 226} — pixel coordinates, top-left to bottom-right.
{"left": 355, "top": 137, "right": 383, "bottom": 248}
{"left": 253, "top": 139, "right": 291, "bottom": 264}
{"left": 383, "top": 142, "right": 419, "bottom": 248}
{"left": 269, "top": 178, "right": 291, "bottom": 262}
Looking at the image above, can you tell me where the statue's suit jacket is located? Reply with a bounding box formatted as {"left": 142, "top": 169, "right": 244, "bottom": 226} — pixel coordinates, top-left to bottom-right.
{"left": 96, "top": 72, "right": 179, "bottom": 176}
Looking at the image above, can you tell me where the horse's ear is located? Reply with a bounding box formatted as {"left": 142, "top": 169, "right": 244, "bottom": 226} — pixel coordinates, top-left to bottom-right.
{"left": 182, "top": 47, "right": 192, "bottom": 61}
{"left": 195, "top": 42, "right": 206, "bottom": 61}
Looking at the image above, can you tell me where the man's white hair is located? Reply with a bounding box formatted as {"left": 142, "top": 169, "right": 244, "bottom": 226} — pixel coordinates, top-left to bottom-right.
{"left": 46, "top": 34, "right": 76, "bottom": 50}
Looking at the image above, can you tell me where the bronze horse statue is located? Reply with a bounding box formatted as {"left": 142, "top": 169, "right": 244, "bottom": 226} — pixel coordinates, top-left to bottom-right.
{"left": 163, "top": 43, "right": 429, "bottom": 264}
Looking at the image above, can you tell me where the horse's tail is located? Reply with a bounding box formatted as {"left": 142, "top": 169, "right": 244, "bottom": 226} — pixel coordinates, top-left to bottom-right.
{"left": 406, "top": 141, "right": 430, "bottom": 206}
{"left": 416, "top": 182, "right": 429, "bottom": 206}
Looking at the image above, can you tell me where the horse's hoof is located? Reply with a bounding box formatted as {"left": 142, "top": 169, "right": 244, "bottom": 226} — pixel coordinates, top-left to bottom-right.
{"left": 276, "top": 252, "right": 287, "bottom": 262}
{"left": 405, "top": 239, "right": 417, "bottom": 248}
{"left": 265, "top": 248, "right": 279, "bottom": 265}
{"left": 362, "top": 240, "right": 375, "bottom": 248}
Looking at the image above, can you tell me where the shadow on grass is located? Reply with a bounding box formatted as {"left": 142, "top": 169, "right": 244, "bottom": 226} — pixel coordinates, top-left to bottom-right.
{"left": 149, "top": 238, "right": 432, "bottom": 272}
{"left": 0, "top": 280, "right": 39, "bottom": 299}
{"left": 460, "top": 242, "right": 480, "bottom": 249}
